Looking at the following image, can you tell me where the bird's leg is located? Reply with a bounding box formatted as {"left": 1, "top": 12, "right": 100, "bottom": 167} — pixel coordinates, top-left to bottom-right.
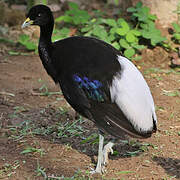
{"left": 94, "top": 133, "right": 104, "bottom": 173}
{"left": 90, "top": 134, "right": 115, "bottom": 174}
{"left": 102, "top": 141, "right": 114, "bottom": 166}
{"left": 90, "top": 133, "right": 104, "bottom": 174}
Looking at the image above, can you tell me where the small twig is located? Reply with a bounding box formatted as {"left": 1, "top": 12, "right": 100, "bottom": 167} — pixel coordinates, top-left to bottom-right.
{"left": 0, "top": 91, "right": 15, "bottom": 97}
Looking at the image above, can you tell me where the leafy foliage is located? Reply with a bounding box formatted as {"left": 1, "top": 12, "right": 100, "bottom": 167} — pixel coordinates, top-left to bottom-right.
{"left": 55, "top": 2, "right": 90, "bottom": 25}
{"left": 52, "top": 27, "right": 71, "bottom": 42}
{"left": 18, "top": 34, "right": 37, "bottom": 52}
{"left": 171, "top": 22, "right": 180, "bottom": 43}
{"left": 55, "top": 2, "right": 147, "bottom": 59}
{"left": 127, "top": 2, "right": 166, "bottom": 46}
{"left": 19, "top": 1, "right": 167, "bottom": 59}
{"left": 127, "top": 2, "right": 156, "bottom": 23}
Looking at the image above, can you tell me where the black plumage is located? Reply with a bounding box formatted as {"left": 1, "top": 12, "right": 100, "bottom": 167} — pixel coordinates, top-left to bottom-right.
{"left": 22, "top": 5, "right": 157, "bottom": 173}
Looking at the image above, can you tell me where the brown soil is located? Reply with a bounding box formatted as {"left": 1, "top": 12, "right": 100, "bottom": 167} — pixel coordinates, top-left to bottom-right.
{"left": 0, "top": 45, "right": 180, "bottom": 180}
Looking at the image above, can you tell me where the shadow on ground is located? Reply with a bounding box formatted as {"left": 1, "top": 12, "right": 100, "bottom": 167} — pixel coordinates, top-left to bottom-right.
{"left": 153, "top": 156, "right": 180, "bottom": 178}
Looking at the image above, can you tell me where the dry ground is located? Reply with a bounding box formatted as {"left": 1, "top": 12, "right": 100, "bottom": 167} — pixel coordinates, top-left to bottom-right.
{"left": 0, "top": 46, "right": 180, "bottom": 179}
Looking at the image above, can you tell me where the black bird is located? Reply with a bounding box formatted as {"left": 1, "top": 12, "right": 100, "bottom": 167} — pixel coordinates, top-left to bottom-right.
{"left": 22, "top": 5, "right": 157, "bottom": 173}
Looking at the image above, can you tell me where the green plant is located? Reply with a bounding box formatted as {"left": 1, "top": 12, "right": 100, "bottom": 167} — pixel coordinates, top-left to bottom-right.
{"left": 0, "top": 161, "right": 20, "bottom": 178}
{"left": 52, "top": 28, "right": 71, "bottom": 42}
{"left": 20, "top": 1, "right": 167, "bottom": 58}
{"left": 108, "top": 18, "right": 144, "bottom": 57}
{"left": 81, "top": 18, "right": 144, "bottom": 58}
{"left": 80, "top": 133, "right": 99, "bottom": 145}
{"left": 162, "top": 89, "right": 180, "bottom": 97}
{"left": 55, "top": 2, "right": 145, "bottom": 59}
{"left": 38, "top": 83, "right": 61, "bottom": 96}
{"left": 55, "top": 2, "right": 90, "bottom": 25}
{"left": 127, "top": 2, "right": 166, "bottom": 46}
{"left": 35, "top": 160, "right": 47, "bottom": 179}
{"left": 57, "top": 116, "right": 86, "bottom": 138}
{"left": 21, "top": 146, "right": 45, "bottom": 157}
{"left": 172, "top": 22, "right": 180, "bottom": 43}
{"left": 18, "top": 34, "right": 38, "bottom": 52}
{"left": 33, "top": 79, "right": 62, "bottom": 96}
{"left": 0, "top": 37, "right": 15, "bottom": 45}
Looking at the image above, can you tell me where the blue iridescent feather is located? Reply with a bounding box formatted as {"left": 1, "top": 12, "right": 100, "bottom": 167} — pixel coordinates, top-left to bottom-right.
{"left": 73, "top": 74, "right": 104, "bottom": 102}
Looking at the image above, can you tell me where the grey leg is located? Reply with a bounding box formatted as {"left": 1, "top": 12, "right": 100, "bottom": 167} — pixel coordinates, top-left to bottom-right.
{"left": 91, "top": 134, "right": 115, "bottom": 174}
{"left": 102, "top": 141, "right": 114, "bottom": 166}
{"left": 94, "top": 133, "right": 104, "bottom": 173}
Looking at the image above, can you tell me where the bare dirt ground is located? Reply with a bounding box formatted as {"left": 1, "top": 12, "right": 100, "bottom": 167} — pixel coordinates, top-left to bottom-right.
{"left": 0, "top": 43, "right": 180, "bottom": 180}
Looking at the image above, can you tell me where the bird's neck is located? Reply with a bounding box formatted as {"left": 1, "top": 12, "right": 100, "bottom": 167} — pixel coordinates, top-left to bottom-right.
{"left": 39, "top": 22, "right": 53, "bottom": 47}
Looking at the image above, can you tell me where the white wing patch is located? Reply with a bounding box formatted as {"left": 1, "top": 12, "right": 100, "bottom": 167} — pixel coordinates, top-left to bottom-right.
{"left": 110, "top": 56, "right": 157, "bottom": 133}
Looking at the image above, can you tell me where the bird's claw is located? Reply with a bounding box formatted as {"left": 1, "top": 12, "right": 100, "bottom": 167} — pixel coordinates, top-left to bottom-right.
{"left": 102, "top": 142, "right": 114, "bottom": 166}
{"left": 90, "top": 142, "right": 114, "bottom": 174}
{"left": 90, "top": 165, "right": 106, "bottom": 174}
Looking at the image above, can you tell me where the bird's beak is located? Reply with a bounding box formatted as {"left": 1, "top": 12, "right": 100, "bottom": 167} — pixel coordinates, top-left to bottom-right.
{"left": 21, "top": 17, "right": 34, "bottom": 28}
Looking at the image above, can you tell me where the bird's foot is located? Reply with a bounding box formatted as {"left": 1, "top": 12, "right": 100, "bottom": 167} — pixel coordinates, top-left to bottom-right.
{"left": 90, "top": 164, "right": 106, "bottom": 174}
{"left": 102, "top": 142, "right": 114, "bottom": 166}
{"left": 90, "top": 141, "right": 114, "bottom": 174}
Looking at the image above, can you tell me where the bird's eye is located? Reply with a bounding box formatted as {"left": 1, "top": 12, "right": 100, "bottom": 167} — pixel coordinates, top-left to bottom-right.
{"left": 38, "top": 13, "right": 41, "bottom": 17}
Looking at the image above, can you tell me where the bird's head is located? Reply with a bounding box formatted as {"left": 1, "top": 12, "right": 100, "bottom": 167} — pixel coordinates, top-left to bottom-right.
{"left": 22, "top": 5, "right": 53, "bottom": 28}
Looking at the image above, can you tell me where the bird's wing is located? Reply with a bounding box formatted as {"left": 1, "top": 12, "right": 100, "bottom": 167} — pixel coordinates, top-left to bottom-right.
{"left": 59, "top": 71, "right": 151, "bottom": 138}
{"left": 109, "top": 56, "right": 157, "bottom": 135}
{"left": 59, "top": 54, "right": 157, "bottom": 138}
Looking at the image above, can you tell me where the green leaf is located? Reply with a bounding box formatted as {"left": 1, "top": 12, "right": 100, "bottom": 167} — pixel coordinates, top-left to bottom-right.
{"left": 55, "top": 15, "right": 72, "bottom": 23}
{"left": 110, "top": 27, "right": 117, "bottom": 34}
{"left": 116, "top": 28, "right": 128, "bottom": 36}
{"left": 141, "top": 30, "right": 152, "bottom": 39}
{"left": 18, "top": 34, "right": 29, "bottom": 44}
{"left": 124, "top": 48, "right": 135, "bottom": 58}
{"left": 84, "top": 30, "right": 93, "bottom": 36}
{"left": 149, "top": 14, "right": 157, "bottom": 21}
{"left": 119, "top": 39, "right": 130, "bottom": 49}
{"left": 127, "top": 7, "right": 136, "bottom": 13}
{"left": 126, "top": 32, "right": 136, "bottom": 43}
{"left": 81, "top": 26, "right": 92, "bottom": 33}
{"left": 52, "top": 28, "right": 70, "bottom": 42}
{"left": 108, "top": 34, "right": 116, "bottom": 42}
{"left": 162, "top": 90, "right": 180, "bottom": 97}
{"left": 131, "top": 29, "right": 141, "bottom": 36}
{"left": 42, "top": 0, "right": 47, "bottom": 5}
{"left": 140, "top": 23, "right": 148, "bottom": 29}
{"left": 20, "top": 148, "right": 35, "bottom": 154}
{"left": 8, "top": 51, "right": 20, "bottom": 55}
{"left": 136, "top": 1, "right": 143, "bottom": 8}
{"left": 76, "top": 12, "right": 90, "bottom": 24}
{"left": 119, "top": 20, "right": 130, "bottom": 31}
{"left": 131, "top": 43, "right": 145, "bottom": 50}
{"left": 172, "top": 22, "right": 180, "bottom": 33}
{"left": 104, "top": 18, "right": 117, "bottom": 27}
{"left": 151, "top": 36, "right": 166, "bottom": 46}
{"left": 0, "top": 37, "right": 14, "bottom": 45}
{"left": 140, "top": 21, "right": 166, "bottom": 46}
{"left": 112, "top": 41, "right": 120, "bottom": 50}
{"left": 68, "top": 2, "right": 79, "bottom": 9}
{"left": 92, "top": 25, "right": 108, "bottom": 40}
{"left": 173, "top": 33, "right": 180, "bottom": 40}
{"left": 26, "top": 42, "right": 37, "bottom": 50}
{"left": 80, "top": 133, "right": 98, "bottom": 144}
{"left": 132, "top": 56, "right": 142, "bottom": 61}
{"left": 18, "top": 34, "right": 37, "bottom": 51}
{"left": 59, "top": 2, "right": 90, "bottom": 25}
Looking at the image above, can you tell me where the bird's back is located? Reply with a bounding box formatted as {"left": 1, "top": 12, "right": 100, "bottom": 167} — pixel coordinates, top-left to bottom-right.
{"left": 51, "top": 36, "right": 121, "bottom": 80}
